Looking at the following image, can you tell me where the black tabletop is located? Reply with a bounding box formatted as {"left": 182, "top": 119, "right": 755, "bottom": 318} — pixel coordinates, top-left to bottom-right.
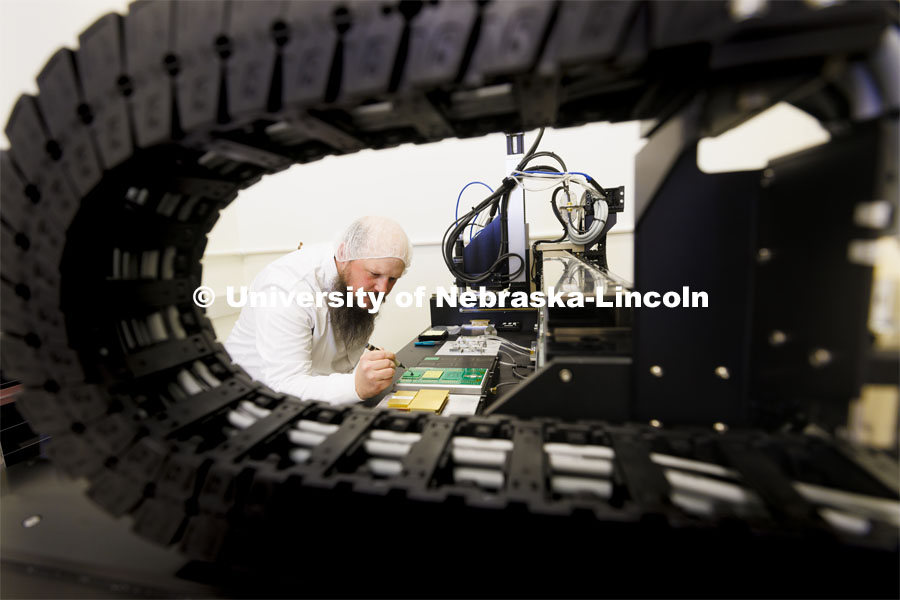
{"left": 363, "top": 331, "right": 537, "bottom": 414}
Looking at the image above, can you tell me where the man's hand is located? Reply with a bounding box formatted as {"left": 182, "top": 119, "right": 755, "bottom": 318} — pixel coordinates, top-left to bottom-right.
{"left": 355, "top": 349, "right": 396, "bottom": 399}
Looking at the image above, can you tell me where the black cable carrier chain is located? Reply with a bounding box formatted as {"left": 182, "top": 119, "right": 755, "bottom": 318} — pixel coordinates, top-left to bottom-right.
{"left": 0, "top": 0, "right": 897, "bottom": 595}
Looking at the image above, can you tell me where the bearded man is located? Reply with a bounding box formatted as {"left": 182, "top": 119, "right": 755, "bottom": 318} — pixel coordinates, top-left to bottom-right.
{"left": 225, "top": 216, "right": 411, "bottom": 404}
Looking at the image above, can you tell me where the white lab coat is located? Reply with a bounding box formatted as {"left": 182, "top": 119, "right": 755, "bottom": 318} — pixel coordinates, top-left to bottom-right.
{"left": 225, "top": 243, "right": 364, "bottom": 405}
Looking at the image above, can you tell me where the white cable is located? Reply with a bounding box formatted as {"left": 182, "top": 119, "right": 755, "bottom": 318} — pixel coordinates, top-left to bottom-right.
{"left": 516, "top": 178, "right": 578, "bottom": 194}
{"left": 498, "top": 350, "right": 523, "bottom": 365}
{"left": 496, "top": 340, "right": 530, "bottom": 353}
{"left": 485, "top": 335, "right": 530, "bottom": 350}
{"left": 485, "top": 335, "right": 531, "bottom": 353}
{"left": 551, "top": 476, "right": 612, "bottom": 499}
{"left": 290, "top": 448, "right": 312, "bottom": 464}
{"left": 452, "top": 437, "right": 514, "bottom": 451}
{"left": 549, "top": 454, "right": 613, "bottom": 477}
{"left": 227, "top": 410, "right": 256, "bottom": 430}
{"left": 166, "top": 306, "right": 187, "bottom": 339}
{"left": 518, "top": 179, "right": 569, "bottom": 193}
{"left": 510, "top": 171, "right": 594, "bottom": 194}
{"left": 670, "top": 491, "right": 716, "bottom": 517}
{"left": 566, "top": 194, "right": 608, "bottom": 245}
{"left": 239, "top": 400, "right": 271, "bottom": 420}
{"left": 497, "top": 345, "right": 530, "bottom": 359}
{"left": 369, "top": 430, "right": 422, "bottom": 444}
{"left": 192, "top": 360, "right": 222, "bottom": 388}
{"left": 818, "top": 508, "right": 871, "bottom": 536}
{"left": 452, "top": 447, "right": 507, "bottom": 467}
{"left": 650, "top": 453, "right": 738, "bottom": 479}
{"left": 288, "top": 429, "right": 327, "bottom": 447}
{"left": 793, "top": 481, "right": 900, "bottom": 527}
{"left": 146, "top": 312, "right": 169, "bottom": 343}
{"left": 368, "top": 458, "right": 403, "bottom": 477}
{"left": 486, "top": 334, "right": 529, "bottom": 348}
{"left": 176, "top": 369, "right": 205, "bottom": 396}
{"left": 665, "top": 469, "right": 756, "bottom": 505}
{"left": 454, "top": 467, "right": 504, "bottom": 489}
{"left": 364, "top": 439, "right": 413, "bottom": 458}
{"left": 296, "top": 420, "right": 340, "bottom": 435}
{"left": 166, "top": 381, "right": 187, "bottom": 401}
{"left": 511, "top": 170, "right": 591, "bottom": 185}
{"left": 544, "top": 443, "right": 615, "bottom": 459}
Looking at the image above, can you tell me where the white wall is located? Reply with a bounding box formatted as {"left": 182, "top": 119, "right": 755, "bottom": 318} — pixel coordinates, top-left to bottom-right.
{"left": 697, "top": 103, "right": 830, "bottom": 172}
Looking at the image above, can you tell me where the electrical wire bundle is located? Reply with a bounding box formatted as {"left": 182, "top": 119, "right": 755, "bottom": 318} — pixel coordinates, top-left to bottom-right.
{"left": 442, "top": 129, "right": 547, "bottom": 286}
{"left": 512, "top": 168, "right": 610, "bottom": 246}
{"left": 444, "top": 129, "right": 613, "bottom": 289}
{"left": 488, "top": 335, "right": 535, "bottom": 381}
{"left": 486, "top": 334, "right": 532, "bottom": 357}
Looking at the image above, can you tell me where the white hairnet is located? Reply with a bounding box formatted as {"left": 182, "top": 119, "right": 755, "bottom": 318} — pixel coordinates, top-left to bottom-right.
{"left": 334, "top": 216, "right": 413, "bottom": 269}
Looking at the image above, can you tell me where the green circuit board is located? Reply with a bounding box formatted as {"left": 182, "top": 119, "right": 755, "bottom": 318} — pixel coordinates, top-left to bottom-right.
{"left": 399, "top": 367, "right": 487, "bottom": 386}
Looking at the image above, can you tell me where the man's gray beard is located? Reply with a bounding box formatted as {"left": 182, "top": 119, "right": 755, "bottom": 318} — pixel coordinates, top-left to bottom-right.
{"left": 328, "top": 272, "right": 376, "bottom": 350}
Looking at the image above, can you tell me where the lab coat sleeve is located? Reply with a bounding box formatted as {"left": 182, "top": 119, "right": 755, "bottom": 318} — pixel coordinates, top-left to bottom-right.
{"left": 252, "top": 285, "right": 362, "bottom": 405}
